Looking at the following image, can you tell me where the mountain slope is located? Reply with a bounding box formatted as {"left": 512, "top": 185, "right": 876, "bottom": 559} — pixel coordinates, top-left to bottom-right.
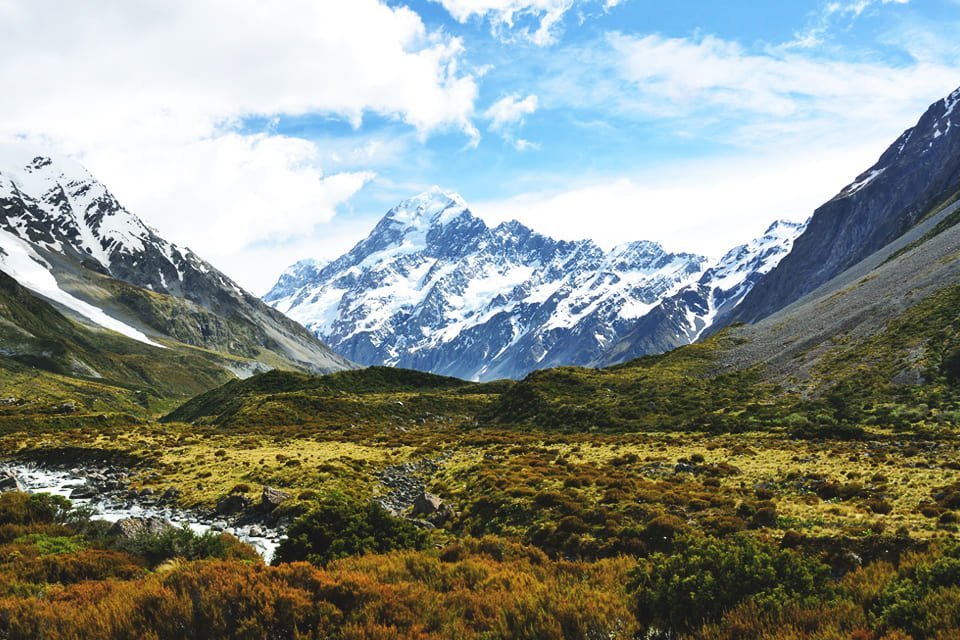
{"left": 0, "top": 267, "right": 239, "bottom": 419}
{"left": 266, "top": 190, "right": 798, "bottom": 381}
{"left": 486, "top": 193, "right": 960, "bottom": 433}
{"left": 598, "top": 219, "right": 805, "bottom": 366}
{"left": 731, "top": 85, "right": 960, "bottom": 324}
{"left": 0, "top": 147, "right": 352, "bottom": 377}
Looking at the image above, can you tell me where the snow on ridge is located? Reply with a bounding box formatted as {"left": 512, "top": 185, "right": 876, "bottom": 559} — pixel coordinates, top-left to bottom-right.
{"left": 386, "top": 187, "right": 468, "bottom": 229}
{"left": 0, "top": 146, "right": 153, "bottom": 269}
{"left": 0, "top": 228, "right": 162, "bottom": 347}
{"left": 843, "top": 168, "right": 886, "bottom": 197}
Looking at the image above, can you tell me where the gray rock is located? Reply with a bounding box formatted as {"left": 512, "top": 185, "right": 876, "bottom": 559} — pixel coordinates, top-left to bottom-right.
{"left": 69, "top": 486, "right": 97, "bottom": 500}
{"left": 261, "top": 486, "right": 292, "bottom": 512}
{"left": 109, "top": 517, "right": 173, "bottom": 539}
{"left": 411, "top": 491, "right": 454, "bottom": 525}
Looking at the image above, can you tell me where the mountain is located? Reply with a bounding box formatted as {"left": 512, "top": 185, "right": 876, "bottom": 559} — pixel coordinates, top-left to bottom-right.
{"left": 731, "top": 85, "right": 960, "bottom": 324}
{"left": 265, "top": 189, "right": 801, "bottom": 381}
{"left": 0, "top": 146, "right": 352, "bottom": 414}
{"left": 597, "top": 219, "right": 805, "bottom": 366}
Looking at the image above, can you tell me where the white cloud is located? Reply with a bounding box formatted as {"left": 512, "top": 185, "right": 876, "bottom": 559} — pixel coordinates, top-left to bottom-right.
{"left": 790, "top": 0, "right": 911, "bottom": 48}
{"left": 434, "top": 0, "right": 623, "bottom": 45}
{"left": 542, "top": 32, "right": 959, "bottom": 151}
{"left": 87, "top": 133, "right": 374, "bottom": 291}
{"left": 0, "top": 0, "right": 479, "bottom": 290}
{"left": 472, "top": 144, "right": 886, "bottom": 258}
{"left": 485, "top": 94, "right": 540, "bottom": 130}
{"left": 483, "top": 94, "right": 539, "bottom": 148}
{"left": 487, "top": 29, "right": 958, "bottom": 258}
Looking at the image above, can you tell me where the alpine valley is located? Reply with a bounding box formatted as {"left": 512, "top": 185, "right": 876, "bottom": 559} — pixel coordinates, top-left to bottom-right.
{"left": 2, "top": 46, "right": 960, "bottom": 640}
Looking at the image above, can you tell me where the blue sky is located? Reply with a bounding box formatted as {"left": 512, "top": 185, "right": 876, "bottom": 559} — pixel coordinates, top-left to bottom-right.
{"left": 1, "top": 0, "right": 958, "bottom": 291}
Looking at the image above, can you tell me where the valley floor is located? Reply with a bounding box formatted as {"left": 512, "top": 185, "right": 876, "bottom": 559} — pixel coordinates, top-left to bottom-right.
{"left": 1, "top": 419, "right": 959, "bottom": 638}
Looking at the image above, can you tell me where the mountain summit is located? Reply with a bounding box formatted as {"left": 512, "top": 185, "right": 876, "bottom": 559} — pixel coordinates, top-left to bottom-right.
{"left": 266, "top": 191, "right": 800, "bottom": 380}
{"left": 0, "top": 146, "right": 352, "bottom": 381}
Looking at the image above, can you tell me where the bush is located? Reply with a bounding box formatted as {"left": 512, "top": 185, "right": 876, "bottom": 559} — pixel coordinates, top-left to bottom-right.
{"left": 0, "top": 493, "right": 76, "bottom": 526}
{"left": 874, "top": 541, "right": 960, "bottom": 638}
{"left": 274, "top": 495, "right": 429, "bottom": 566}
{"left": 628, "top": 534, "right": 831, "bottom": 636}
{"left": 113, "top": 526, "right": 259, "bottom": 566}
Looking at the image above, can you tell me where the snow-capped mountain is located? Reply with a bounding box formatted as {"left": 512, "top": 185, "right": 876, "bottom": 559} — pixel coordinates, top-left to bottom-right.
{"left": 0, "top": 146, "right": 351, "bottom": 375}
{"left": 597, "top": 219, "right": 806, "bottom": 366}
{"left": 266, "top": 188, "right": 803, "bottom": 380}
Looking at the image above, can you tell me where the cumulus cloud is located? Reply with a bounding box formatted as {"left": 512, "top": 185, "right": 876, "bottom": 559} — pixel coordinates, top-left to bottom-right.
{"left": 0, "top": 0, "right": 479, "bottom": 290}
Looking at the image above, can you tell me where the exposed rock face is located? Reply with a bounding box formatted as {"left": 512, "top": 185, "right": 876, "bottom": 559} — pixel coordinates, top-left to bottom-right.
{"left": 412, "top": 491, "right": 454, "bottom": 525}
{"left": 732, "top": 85, "right": 960, "bottom": 324}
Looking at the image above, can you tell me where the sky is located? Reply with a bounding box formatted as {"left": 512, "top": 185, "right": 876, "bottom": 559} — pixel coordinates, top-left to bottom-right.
{"left": 0, "top": 0, "right": 959, "bottom": 293}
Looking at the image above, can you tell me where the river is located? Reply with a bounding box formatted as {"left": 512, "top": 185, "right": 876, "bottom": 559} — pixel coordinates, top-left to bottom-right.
{"left": 2, "top": 462, "right": 281, "bottom": 563}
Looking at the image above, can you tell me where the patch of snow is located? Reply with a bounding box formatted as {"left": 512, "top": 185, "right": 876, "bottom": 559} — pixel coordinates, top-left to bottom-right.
{"left": 0, "top": 229, "right": 163, "bottom": 347}
{"left": 844, "top": 168, "right": 886, "bottom": 196}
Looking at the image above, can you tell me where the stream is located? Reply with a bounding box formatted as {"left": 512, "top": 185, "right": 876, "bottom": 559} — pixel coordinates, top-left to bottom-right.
{"left": 1, "top": 462, "right": 282, "bottom": 563}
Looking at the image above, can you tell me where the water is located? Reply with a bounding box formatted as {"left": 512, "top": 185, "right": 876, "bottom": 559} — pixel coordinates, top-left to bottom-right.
{"left": 2, "top": 463, "right": 281, "bottom": 563}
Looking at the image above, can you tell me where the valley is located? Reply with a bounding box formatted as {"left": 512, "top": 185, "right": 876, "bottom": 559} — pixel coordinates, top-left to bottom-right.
{"left": 0, "top": 29, "right": 958, "bottom": 640}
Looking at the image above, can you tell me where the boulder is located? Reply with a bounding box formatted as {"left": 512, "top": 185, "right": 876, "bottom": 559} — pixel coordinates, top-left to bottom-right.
{"left": 412, "top": 491, "right": 454, "bottom": 525}
{"left": 69, "top": 485, "right": 98, "bottom": 500}
{"left": 0, "top": 470, "right": 21, "bottom": 492}
{"left": 261, "top": 486, "right": 292, "bottom": 512}
{"left": 109, "top": 516, "right": 173, "bottom": 539}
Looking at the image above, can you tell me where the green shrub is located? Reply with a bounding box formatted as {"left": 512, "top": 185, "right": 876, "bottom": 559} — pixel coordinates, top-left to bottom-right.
{"left": 628, "top": 534, "right": 831, "bottom": 636}
{"left": 113, "top": 526, "right": 258, "bottom": 566}
{"left": 0, "top": 492, "right": 78, "bottom": 526}
{"left": 274, "top": 495, "right": 428, "bottom": 566}
{"left": 875, "top": 541, "right": 960, "bottom": 638}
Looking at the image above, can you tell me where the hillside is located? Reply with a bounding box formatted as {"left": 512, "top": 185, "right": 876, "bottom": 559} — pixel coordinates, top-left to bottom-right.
{"left": 0, "top": 148, "right": 353, "bottom": 377}
{"left": 175, "top": 184, "right": 960, "bottom": 436}
{"left": 731, "top": 86, "right": 960, "bottom": 324}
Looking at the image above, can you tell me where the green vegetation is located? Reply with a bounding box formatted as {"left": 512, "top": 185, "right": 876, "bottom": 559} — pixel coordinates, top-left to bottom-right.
{"left": 276, "top": 495, "right": 429, "bottom": 565}
{"left": 629, "top": 535, "right": 831, "bottom": 635}
{"left": 2, "top": 227, "right": 960, "bottom": 636}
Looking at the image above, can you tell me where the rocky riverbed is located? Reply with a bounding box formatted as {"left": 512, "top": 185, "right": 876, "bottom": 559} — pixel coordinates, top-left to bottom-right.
{"left": 0, "top": 461, "right": 285, "bottom": 563}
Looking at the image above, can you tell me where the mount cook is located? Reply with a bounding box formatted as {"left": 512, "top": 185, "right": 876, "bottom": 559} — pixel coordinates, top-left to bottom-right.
{"left": 266, "top": 189, "right": 804, "bottom": 381}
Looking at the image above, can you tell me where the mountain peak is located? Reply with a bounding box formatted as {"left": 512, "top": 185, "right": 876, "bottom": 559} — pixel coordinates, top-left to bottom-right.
{"left": 385, "top": 187, "right": 469, "bottom": 229}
